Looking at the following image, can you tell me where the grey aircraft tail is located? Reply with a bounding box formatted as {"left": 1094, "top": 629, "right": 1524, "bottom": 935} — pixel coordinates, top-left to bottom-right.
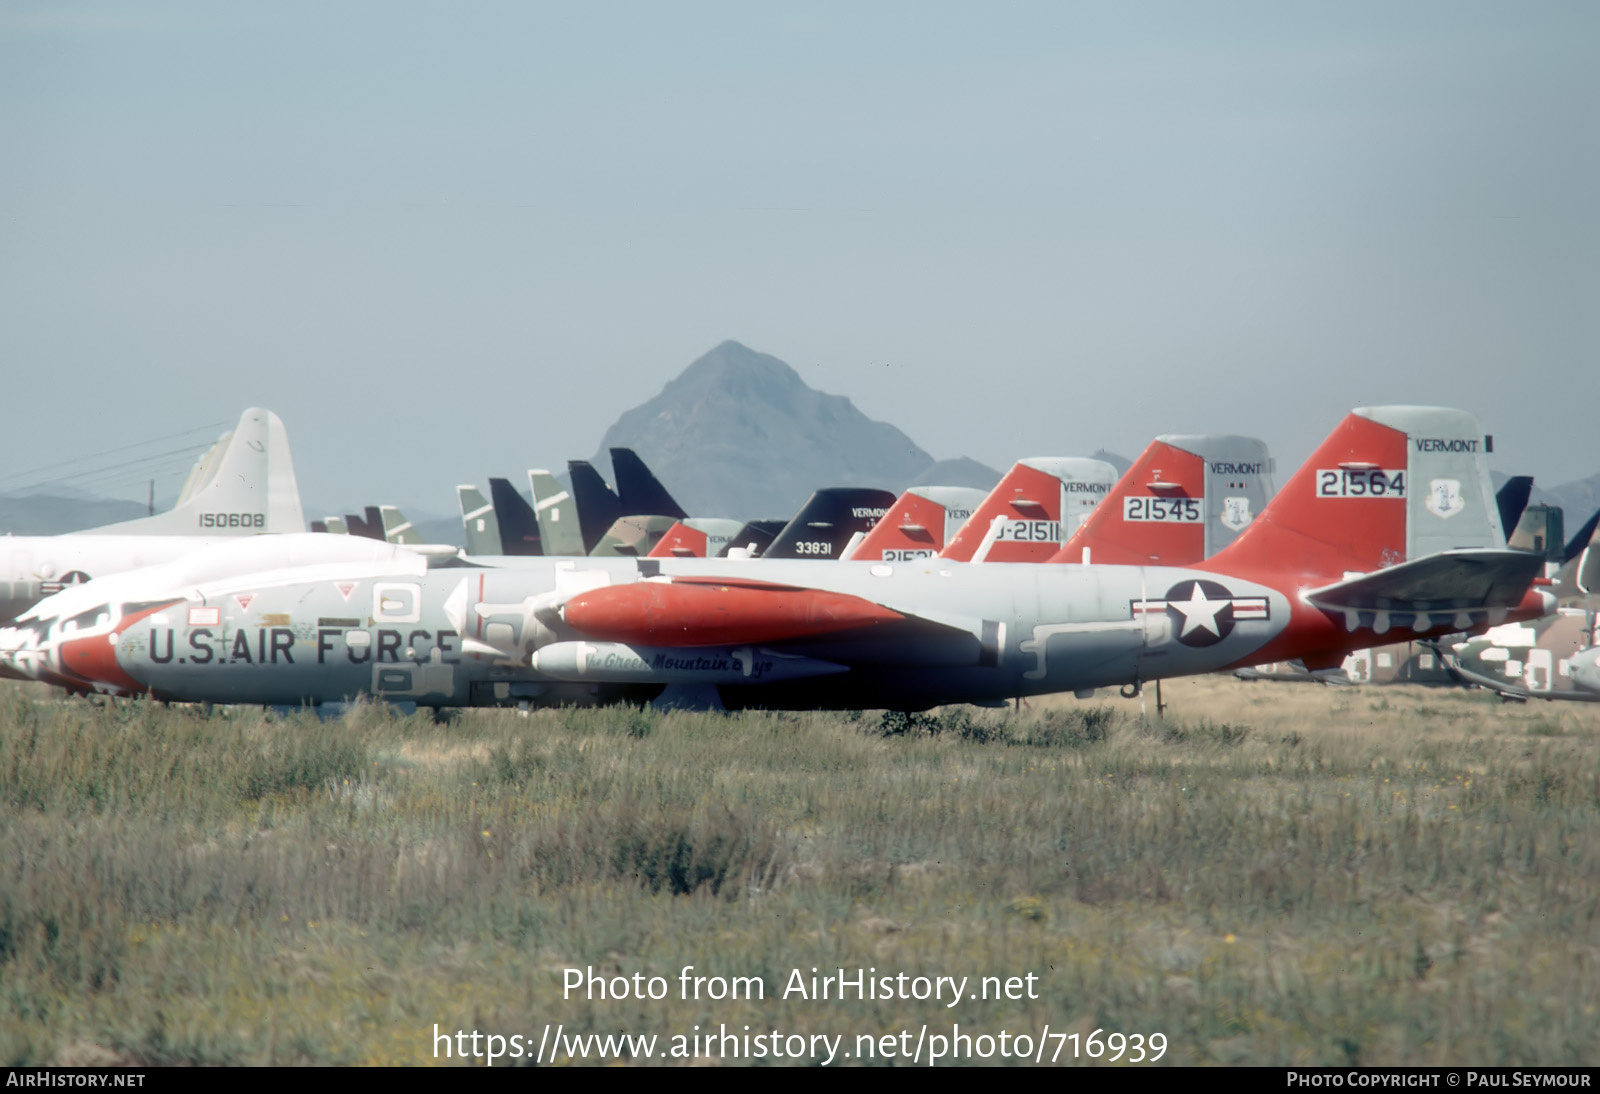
{"left": 457, "top": 485, "right": 503, "bottom": 556}
{"left": 529, "top": 470, "right": 584, "bottom": 557}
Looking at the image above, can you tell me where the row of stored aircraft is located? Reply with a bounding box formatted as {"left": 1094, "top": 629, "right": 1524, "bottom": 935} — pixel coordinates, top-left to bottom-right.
{"left": 1, "top": 405, "right": 1595, "bottom": 710}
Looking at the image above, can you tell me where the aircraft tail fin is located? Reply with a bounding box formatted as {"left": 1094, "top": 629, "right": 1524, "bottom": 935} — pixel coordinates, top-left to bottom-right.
{"left": 1496, "top": 476, "right": 1535, "bottom": 538}
{"left": 765, "top": 488, "right": 897, "bottom": 560}
{"left": 1508, "top": 503, "right": 1565, "bottom": 563}
{"left": 849, "top": 486, "right": 987, "bottom": 561}
{"left": 1053, "top": 435, "right": 1274, "bottom": 566}
{"left": 1205, "top": 407, "right": 1504, "bottom": 581}
{"left": 590, "top": 515, "right": 678, "bottom": 557}
{"left": 610, "top": 448, "right": 688, "bottom": 520}
{"left": 87, "top": 408, "right": 306, "bottom": 536}
{"left": 457, "top": 485, "right": 503, "bottom": 556}
{"left": 648, "top": 517, "right": 748, "bottom": 558}
{"left": 379, "top": 505, "right": 421, "bottom": 545}
{"left": 939, "top": 458, "right": 1117, "bottom": 563}
{"left": 529, "top": 470, "right": 584, "bottom": 556}
{"left": 714, "top": 519, "right": 788, "bottom": 558}
{"left": 345, "top": 508, "right": 385, "bottom": 540}
{"left": 174, "top": 436, "right": 226, "bottom": 507}
{"left": 488, "top": 477, "right": 543, "bottom": 555}
{"left": 568, "top": 460, "right": 622, "bottom": 555}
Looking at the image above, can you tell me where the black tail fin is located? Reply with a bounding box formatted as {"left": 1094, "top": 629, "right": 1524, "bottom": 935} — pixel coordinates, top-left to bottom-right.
{"left": 1496, "top": 475, "right": 1535, "bottom": 539}
{"left": 610, "top": 448, "right": 688, "bottom": 520}
{"left": 765, "top": 488, "right": 897, "bottom": 560}
{"left": 716, "top": 520, "right": 789, "bottom": 557}
{"left": 568, "top": 461, "right": 622, "bottom": 554}
{"left": 345, "top": 509, "right": 383, "bottom": 540}
{"left": 489, "top": 477, "right": 544, "bottom": 555}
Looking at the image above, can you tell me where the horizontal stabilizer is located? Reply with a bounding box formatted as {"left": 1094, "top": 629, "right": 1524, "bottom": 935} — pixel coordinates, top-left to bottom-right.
{"left": 1306, "top": 549, "right": 1546, "bottom": 618}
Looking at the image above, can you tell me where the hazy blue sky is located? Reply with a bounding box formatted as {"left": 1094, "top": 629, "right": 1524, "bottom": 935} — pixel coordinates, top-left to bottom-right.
{"left": 2, "top": 2, "right": 1595, "bottom": 516}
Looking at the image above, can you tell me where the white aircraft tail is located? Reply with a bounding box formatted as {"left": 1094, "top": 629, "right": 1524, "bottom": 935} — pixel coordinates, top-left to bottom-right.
{"left": 87, "top": 408, "right": 306, "bottom": 536}
{"left": 174, "top": 435, "right": 227, "bottom": 507}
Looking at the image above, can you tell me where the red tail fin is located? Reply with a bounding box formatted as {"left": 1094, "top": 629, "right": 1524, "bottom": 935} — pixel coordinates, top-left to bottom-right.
{"left": 850, "top": 487, "right": 985, "bottom": 562}
{"left": 939, "top": 458, "right": 1114, "bottom": 563}
{"left": 1052, "top": 440, "right": 1206, "bottom": 566}
{"left": 1203, "top": 411, "right": 1412, "bottom": 581}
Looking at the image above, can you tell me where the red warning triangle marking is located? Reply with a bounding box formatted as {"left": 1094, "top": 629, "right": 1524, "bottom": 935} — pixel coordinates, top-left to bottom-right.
{"left": 335, "top": 581, "right": 357, "bottom": 602}
{"left": 234, "top": 593, "right": 255, "bottom": 613}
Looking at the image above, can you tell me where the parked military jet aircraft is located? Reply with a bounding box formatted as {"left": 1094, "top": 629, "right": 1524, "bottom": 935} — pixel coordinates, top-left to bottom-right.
{"left": 0, "top": 407, "right": 1554, "bottom": 716}
{"left": 0, "top": 407, "right": 304, "bottom": 628}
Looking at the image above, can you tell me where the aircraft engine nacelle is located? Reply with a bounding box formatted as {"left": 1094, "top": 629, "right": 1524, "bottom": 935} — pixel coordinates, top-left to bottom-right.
{"left": 442, "top": 576, "right": 562, "bottom": 663}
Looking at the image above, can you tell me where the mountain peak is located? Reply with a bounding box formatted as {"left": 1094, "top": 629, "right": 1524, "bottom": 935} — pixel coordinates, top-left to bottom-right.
{"left": 663, "top": 341, "right": 808, "bottom": 407}
{"left": 595, "top": 343, "right": 935, "bottom": 519}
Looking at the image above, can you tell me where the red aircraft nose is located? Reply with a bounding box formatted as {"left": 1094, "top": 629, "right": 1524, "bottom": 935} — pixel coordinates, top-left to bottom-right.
{"left": 58, "top": 631, "right": 147, "bottom": 695}
{"left": 55, "top": 600, "right": 179, "bottom": 695}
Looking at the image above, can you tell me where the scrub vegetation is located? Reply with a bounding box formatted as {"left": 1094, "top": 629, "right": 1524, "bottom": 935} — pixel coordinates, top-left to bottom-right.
{"left": 1, "top": 677, "right": 1597, "bottom": 1066}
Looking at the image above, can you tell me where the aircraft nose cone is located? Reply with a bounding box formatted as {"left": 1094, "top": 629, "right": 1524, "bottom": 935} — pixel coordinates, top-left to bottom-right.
{"left": 57, "top": 631, "right": 146, "bottom": 694}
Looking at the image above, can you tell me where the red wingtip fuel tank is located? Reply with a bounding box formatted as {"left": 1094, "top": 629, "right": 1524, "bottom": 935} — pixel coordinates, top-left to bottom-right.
{"left": 560, "top": 577, "right": 907, "bottom": 647}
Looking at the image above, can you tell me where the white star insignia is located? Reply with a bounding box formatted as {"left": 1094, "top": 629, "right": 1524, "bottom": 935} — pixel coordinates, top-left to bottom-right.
{"left": 1169, "top": 583, "right": 1227, "bottom": 639}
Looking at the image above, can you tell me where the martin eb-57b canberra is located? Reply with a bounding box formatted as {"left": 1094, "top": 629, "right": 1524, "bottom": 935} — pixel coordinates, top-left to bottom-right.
{"left": 0, "top": 408, "right": 1554, "bottom": 712}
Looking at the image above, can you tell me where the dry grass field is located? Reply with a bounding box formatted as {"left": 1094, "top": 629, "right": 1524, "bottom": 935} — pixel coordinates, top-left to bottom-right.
{"left": 2, "top": 675, "right": 1597, "bottom": 1066}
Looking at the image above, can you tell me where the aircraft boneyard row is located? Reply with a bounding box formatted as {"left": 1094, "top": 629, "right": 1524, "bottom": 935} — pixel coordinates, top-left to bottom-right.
{"left": 0, "top": 406, "right": 1571, "bottom": 713}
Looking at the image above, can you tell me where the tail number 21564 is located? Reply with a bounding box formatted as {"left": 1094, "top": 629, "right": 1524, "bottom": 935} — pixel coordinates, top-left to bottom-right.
{"left": 1316, "top": 469, "right": 1406, "bottom": 498}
